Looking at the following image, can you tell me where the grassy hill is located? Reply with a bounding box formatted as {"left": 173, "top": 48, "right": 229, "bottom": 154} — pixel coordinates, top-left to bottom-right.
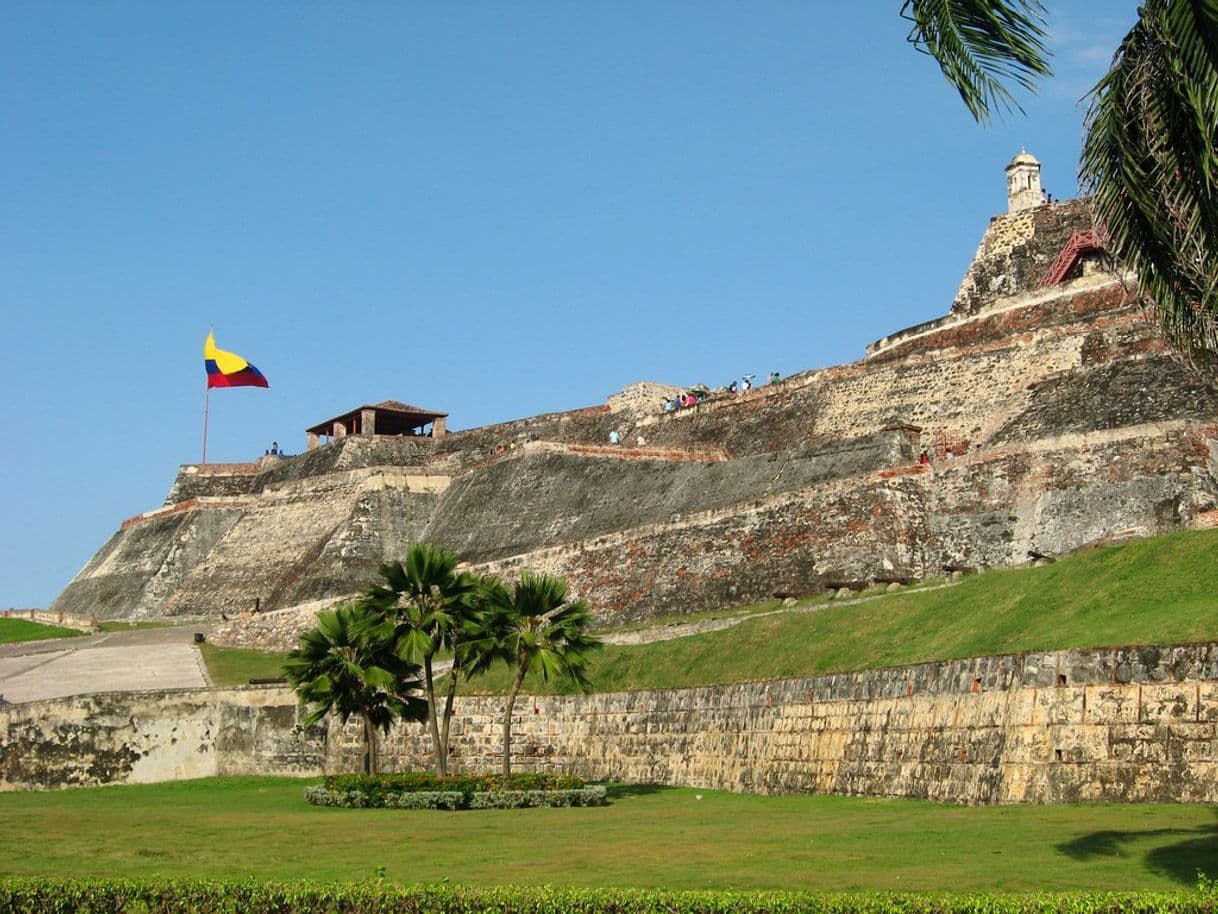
{"left": 464, "top": 527, "right": 1218, "bottom": 694}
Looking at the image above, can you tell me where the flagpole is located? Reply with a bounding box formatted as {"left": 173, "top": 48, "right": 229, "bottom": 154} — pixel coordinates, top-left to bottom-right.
{"left": 202, "top": 380, "right": 211, "bottom": 465}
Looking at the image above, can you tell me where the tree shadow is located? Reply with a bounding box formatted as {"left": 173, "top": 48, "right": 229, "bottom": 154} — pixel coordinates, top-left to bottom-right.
{"left": 601, "top": 782, "right": 677, "bottom": 803}
{"left": 1055, "top": 809, "right": 1218, "bottom": 885}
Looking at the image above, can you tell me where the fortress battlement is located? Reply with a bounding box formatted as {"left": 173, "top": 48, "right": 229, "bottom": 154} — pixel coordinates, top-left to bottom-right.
{"left": 50, "top": 162, "right": 1218, "bottom": 633}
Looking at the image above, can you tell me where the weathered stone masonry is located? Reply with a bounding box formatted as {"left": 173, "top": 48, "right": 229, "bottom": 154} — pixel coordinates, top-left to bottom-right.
{"left": 6, "top": 642, "right": 1218, "bottom": 804}
{"left": 48, "top": 193, "right": 1218, "bottom": 631}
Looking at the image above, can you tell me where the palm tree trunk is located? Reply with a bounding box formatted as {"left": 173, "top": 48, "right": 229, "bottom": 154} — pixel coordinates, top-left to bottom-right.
{"left": 362, "top": 712, "right": 379, "bottom": 775}
{"left": 502, "top": 661, "right": 527, "bottom": 777}
{"left": 440, "top": 656, "right": 462, "bottom": 778}
{"left": 423, "top": 655, "right": 445, "bottom": 776}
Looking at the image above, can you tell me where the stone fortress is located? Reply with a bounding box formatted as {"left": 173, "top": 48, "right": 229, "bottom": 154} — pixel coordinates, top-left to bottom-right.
{"left": 10, "top": 154, "right": 1218, "bottom": 802}
{"left": 51, "top": 151, "right": 1218, "bottom": 648}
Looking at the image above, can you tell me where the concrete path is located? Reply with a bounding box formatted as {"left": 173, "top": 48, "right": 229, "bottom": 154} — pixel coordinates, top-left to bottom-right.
{"left": 0, "top": 626, "right": 211, "bottom": 704}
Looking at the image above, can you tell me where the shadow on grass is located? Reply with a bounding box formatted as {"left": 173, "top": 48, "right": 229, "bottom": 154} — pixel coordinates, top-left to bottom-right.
{"left": 1056, "top": 810, "right": 1218, "bottom": 885}
{"left": 601, "top": 783, "right": 677, "bottom": 803}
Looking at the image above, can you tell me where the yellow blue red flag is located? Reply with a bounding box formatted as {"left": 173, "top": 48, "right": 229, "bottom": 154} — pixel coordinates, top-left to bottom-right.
{"left": 204, "top": 332, "right": 269, "bottom": 389}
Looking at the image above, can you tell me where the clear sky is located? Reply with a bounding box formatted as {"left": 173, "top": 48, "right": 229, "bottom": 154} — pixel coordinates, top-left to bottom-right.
{"left": 1, "top": 2, "right": 1140, "bottom": 609}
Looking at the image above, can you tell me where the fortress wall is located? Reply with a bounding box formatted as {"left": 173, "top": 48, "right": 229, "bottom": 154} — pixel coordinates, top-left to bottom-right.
{"left": 8, "top": 642, "right": 1218, "bottom": 803}
{"left": 991, "top": 353, "right": 1218, "bottom": 443}
{"left": 425, "top": 430, "right": 913, "bottom": 565}
{"left": 0, "top": 688, "right": 322, "bottom": 791}
{"left": 467, "top": 471, "right": 928, "bottom": 625}
{"left": 953, "top": 200, "right": 1093, "bottom": 315}
{"left": 630, "top": 284, "right": 1155, "bottom": 463}
{"left": 339, "top": 641, "right": 1218, "bottom": 805}
{"left": 870, "top": 279, "right": 1132, "bottom": 363}
{"left": 920, "top": 425, "right": 1218, "bottom": 570}
{"left": 164, "top": 464, "right": 262, "bottom": 505}
{"left": 50, "top": 508, "right": 246, "bottom": 620}
{"left": 459, "top": 423, "right": 1215, "bottom": 624}
{"left": 160, "top": 472, "right": 444, "bottom": 617}
{"left": 431, "top": 405, "right": 621, "bottom": 472}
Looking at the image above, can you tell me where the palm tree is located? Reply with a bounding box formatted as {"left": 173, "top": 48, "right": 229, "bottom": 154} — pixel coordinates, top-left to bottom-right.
{"left": 493, "top": 571, "right": 602, "bottom": 776}
{"left": 360, "top": 543, "right": 480, "bottom": 776}
{"left": 437, "top": 574, "right": 513, "bottom": 775}
{"left": 904, "top": 0, "right": 1218, "bottom": 372}
{"left": 282, "top": 602, "right": 426, "bottom": 775}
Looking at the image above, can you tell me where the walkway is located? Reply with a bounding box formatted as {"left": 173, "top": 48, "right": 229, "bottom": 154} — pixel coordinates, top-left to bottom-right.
{"left": 0, "top": 625, "right": 211, "bottom": 704}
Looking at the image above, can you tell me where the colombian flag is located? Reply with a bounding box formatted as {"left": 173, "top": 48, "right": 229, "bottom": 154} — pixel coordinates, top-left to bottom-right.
{"left": 205, "top": 332, "right": 269, "bottom": 389}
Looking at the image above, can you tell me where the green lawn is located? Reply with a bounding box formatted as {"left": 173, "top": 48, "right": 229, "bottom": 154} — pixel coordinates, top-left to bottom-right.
{"left": 469, "top": 528, "right": 1218, "bottom": 694}
{"left": 0, "top": 618, "right": 84, "bottom": 644}
{"left": 199, "top": 643, "right": 289, "bottom": 686}
{"left": 0, "top": 777, "right": 1212, "bottom": 891}
{"left": 97, "top": 620, "right": 169, "bottom": 633}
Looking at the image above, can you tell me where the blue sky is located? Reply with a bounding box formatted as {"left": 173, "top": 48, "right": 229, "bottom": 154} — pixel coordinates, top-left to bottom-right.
{"left": 1, "top": 2, "right": 1139, "bottom": 609}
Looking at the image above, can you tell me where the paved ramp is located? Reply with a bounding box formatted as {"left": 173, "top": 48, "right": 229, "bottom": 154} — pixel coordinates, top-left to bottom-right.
{"left": 0, "top": 626, "right": 210, "bottom": 703}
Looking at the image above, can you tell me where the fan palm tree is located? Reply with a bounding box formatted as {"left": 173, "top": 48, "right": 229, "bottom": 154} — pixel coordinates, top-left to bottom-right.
{"left": 492, "top": 571, "right": 602, "bottom": 776}
{"left": 360, "top": 542, "right": 480, "bottom": 775}
{"left": 282, "top": 602, "right": 426, "bottom": 775}
{"left": 905, "top": 0, "right": 1218, "bottom": 373}
{"left": 438, "top": 574, "right": 513, "bottom": 774}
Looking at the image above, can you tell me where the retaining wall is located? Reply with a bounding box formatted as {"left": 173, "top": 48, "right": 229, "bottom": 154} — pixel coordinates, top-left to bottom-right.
{"left": 6, "top": 642, "right": 1218, "bottom": 804}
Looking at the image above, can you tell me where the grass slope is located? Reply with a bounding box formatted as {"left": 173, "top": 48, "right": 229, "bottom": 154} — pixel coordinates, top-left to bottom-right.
{"left": 201, "top": 528, "right": 1218, "bottom": 694}
{"left": 468, "top": 528, "right": 1218, "bottom": 694}
{"left": 0, "top": 777, "right": 1212, "bottom": 891}
{"left": 199, "top": 643, "right": 289, "bottom": 686}
{"left": 0, "top": 618, "right": 84, "bottom": 644}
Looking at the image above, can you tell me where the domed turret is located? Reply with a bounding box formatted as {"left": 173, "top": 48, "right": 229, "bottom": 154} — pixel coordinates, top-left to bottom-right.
{"left": 1005, "top": 148, "right": 1042, "bottom": 213}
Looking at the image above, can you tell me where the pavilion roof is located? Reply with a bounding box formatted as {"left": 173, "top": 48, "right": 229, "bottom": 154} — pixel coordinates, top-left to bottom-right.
{"left": 306, "top": 400, "right": 448, "bottom": 436}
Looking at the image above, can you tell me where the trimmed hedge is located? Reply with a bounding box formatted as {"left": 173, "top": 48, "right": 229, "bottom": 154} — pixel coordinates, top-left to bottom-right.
{"left": 1, "top": 879, "right": 1216, "bottom": 914}
{"left": 305, "top": 784, "right": 606, "bottom": 809}
{"left": 325, "top": 772, "right": 584, "bottom": 794}
{"left": 316, "top": 772, "right": 591, "bottom": 809}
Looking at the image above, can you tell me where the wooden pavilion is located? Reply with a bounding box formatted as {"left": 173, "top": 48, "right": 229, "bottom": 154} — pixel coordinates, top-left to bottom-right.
{"left": 305, "top": 399, "right": 448, "bottom": 450}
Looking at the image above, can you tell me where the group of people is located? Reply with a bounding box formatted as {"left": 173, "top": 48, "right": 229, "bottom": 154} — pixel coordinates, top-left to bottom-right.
{"left": 662, "top": 385, "right": 711, "bottom": 411}
{"left": 660, "top": 371, "right": 782, "bottom": 413}
{"left": 609, "top": 429, "right": 646, "bottom": 446}
{"left": 918, "top": 445, "right": 960, "bottom": 464}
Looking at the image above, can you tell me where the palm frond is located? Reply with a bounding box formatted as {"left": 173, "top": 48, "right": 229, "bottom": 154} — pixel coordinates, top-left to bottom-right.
{"left": 903, "top": 0, "right": 1051, "bottom": 121}
{"left": 1081, "top": 0, "right": 1218, "bottom": 373}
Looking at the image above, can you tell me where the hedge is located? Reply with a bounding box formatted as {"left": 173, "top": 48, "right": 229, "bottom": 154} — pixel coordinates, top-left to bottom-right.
{"left": 0, "top": 879, "right": 1215, "bottom": 914}
{"left": 305, "top": 784, "right": 606, "bottom": 809}
{"left": 324, "top": 772, "right": 585, "bottom": 795}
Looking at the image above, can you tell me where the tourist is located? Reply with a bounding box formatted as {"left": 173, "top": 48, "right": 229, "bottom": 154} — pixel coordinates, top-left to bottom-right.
{"left": 919, "top": 450, "right": 930, "bottom": 464}
{"left": 769, "top": 371, "right": 780, "bottom": 385}
{"left": 609, "top": 429, "right": 621, "bottom": 445}
{"left": 728, "top": 380, "right": 738, "bottom": 394}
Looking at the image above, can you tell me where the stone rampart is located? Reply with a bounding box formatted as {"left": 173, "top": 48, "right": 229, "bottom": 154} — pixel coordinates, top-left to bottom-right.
{"left": 333, "top": 641, "right": 1218, "bottom": 805}
{"left": 953, "top": 199, "right": 1093, "bottom": 315}
{"left": 0, "top": 688, "right": 323, "bottom": 790}
{"left": 7, "top": 642, "right": 1218, "bottom": 804}
{"left": 0, "top": 609, "right": 97, "bottom": 633}
{"left": 49, "top": 197, "right": 1218, "bottom": 627}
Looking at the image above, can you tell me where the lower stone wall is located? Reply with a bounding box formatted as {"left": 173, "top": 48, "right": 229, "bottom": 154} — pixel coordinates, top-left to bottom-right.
{"left": 6, "top": 643, "right": 1217, "bottom": 803}
{"left": 0, "top": 688, "right": 323, "bottom": 791}
{"left": 345, "top": 642, "right": 1218, "bottom": 804}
